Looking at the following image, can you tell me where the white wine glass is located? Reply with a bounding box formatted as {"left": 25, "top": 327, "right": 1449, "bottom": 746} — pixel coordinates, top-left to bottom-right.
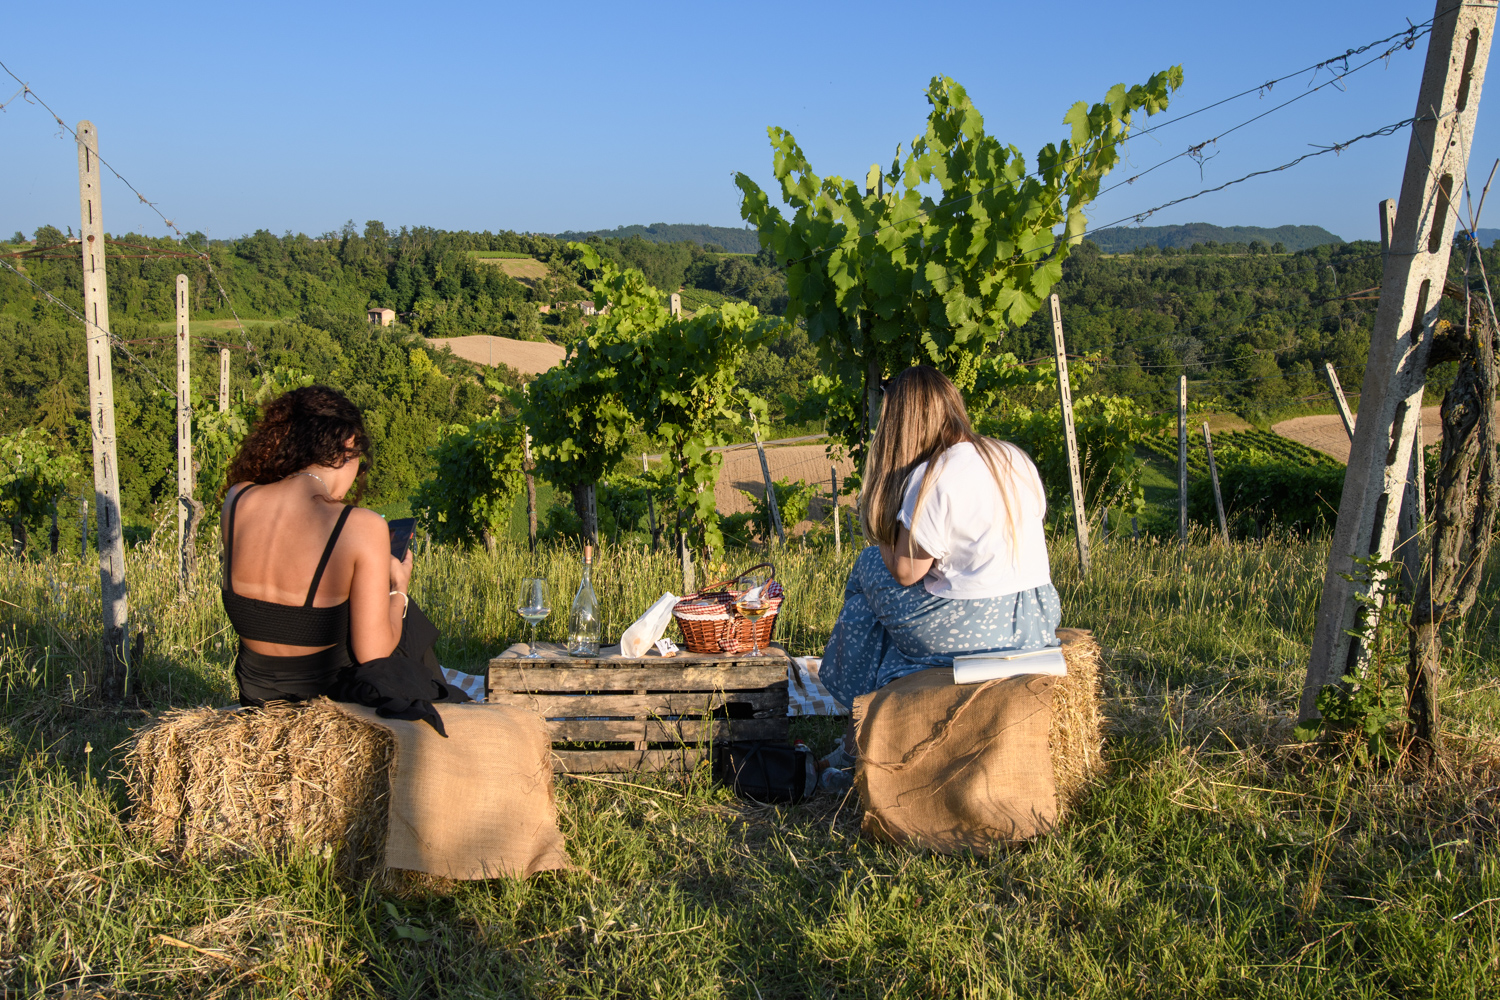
{"left": 734, "top": 574, "right": 769, "bottom": 657}
{"left": 516, "top": 577, "right": 550, "bottom": 658}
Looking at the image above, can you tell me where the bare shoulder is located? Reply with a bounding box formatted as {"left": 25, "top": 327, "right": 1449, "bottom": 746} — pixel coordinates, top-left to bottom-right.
{"left": 341, "top": 507, "right": 391, "bottom": 548}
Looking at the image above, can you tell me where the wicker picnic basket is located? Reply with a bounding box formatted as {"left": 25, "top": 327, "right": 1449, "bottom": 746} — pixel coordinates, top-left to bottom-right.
{"left": 672, "top": 562, "right": 783, "bottom": 654}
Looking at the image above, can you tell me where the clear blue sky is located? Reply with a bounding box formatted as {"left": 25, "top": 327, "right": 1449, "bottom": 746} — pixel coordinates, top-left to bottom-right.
{"left": 3, "top": 0, "right": 1496, "bottom": 244}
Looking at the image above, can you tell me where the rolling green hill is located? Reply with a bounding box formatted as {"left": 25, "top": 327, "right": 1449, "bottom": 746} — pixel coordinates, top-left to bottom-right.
{"left": 552, "top": 223, "right": 762, "bottom": 254}
{"left": 1088, "top": 223, "right": 1344, "bottom": 253}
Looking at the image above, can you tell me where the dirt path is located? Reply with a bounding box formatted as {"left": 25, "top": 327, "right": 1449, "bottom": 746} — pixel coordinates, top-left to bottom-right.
{"left": 642, "top": 441, "right": 858, "bottom": 526}
{"left": 1272, "top": 406, "right": 1447, "bottom": 463}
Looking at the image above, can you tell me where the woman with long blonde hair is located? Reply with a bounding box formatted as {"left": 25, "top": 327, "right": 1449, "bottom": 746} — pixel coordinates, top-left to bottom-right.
{"left": 818, "top": 365, "right": 1061, "bottom": 714}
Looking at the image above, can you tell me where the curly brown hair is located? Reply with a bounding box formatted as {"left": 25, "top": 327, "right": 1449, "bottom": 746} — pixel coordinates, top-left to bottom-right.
{"left": 225, "top": 385, "right": 372, "bottom": 502}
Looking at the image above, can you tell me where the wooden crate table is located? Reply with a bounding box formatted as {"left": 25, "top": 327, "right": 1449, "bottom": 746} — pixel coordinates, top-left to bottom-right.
{"left": 488, "top": 642, "right": 791, "bottom": 773}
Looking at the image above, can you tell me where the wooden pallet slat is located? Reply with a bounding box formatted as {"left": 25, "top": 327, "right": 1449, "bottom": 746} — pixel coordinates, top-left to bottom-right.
{"left": 552, "top": 748, "right": 709, "bottom": 774}
{"left": 546, "top": 717, "right": 784, "bottom": 743}
{"left": 486, "top": 689, "right": 787, "bottom": 718}
{"left": 488, "top": 642, "right": 792, "bottom": 774}
{"left": 489, "top": 663, "right": 788, "bottom": 692}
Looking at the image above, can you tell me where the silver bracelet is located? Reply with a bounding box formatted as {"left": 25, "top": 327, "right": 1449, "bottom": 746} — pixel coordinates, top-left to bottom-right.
{"left": 389, "top": 590, "right": 409, "bottom": 618}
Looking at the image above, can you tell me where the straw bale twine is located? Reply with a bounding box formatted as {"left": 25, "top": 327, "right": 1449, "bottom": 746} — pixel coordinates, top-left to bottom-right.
{"left": 1052, "top": 627, "right": 1105, "bottom": 811}
{"left": 124, "top": 698, "right": 393, "bottom": 879}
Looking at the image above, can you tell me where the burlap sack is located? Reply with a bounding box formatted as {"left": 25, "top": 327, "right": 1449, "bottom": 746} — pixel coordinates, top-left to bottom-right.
{"left": 334, "top": 702, "right": 571, "bottom": 879}
{"left": 854, "top": 669, "right": 1058, "bottom": 852}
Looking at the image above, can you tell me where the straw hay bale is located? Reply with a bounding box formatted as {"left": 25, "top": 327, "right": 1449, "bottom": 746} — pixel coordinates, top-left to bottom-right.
{"left": 1052, "top": 628, "right": 1105, "bottom": 810}
{"left": 124, "top": 698, "right": 393, "bottom": 879}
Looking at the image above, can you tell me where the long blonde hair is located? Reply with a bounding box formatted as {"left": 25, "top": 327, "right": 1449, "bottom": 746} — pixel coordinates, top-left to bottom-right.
{"left": 860, "top": 365, "right": 1020, "bottom": 550}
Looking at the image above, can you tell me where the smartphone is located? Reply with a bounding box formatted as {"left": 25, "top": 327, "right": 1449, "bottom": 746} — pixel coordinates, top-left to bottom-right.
{"left": 388, "top": 518, "right": 417, "bottom": 561}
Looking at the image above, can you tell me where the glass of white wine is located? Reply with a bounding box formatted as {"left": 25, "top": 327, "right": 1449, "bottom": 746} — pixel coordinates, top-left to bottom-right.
{"left": 734, "top": 574, "right": 770, "bottom": 657}
{"left": 516, "top": 577, "right": 550, "bottom": 658}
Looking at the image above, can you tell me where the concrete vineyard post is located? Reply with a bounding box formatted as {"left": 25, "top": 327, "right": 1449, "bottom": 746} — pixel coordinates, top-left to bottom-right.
{"left": 1203, "top": 423, "right": 1229, "bottom": 544}
{"left": 1379, "top": 201, "right": 1429, "bottom": 600}
{"left": 750, "top": 410, "right": 785, "bottom": 545}
{"left": 642, "top": 453, "right": 660, "bottom": 551}
{"left": 1050, "top": 293, "right": 1091, "bottom": 574}
{"left": 77, "top": 120, "right": 132, "bottom": 695}
{"left": 218, "top": 348, "right": 229, "bottom": 412}
{"left": 1325, "top": 362, "right": 1357, "bottom": 440}
{"left": 1178, "top": 375, "right": 1188, "bottom": 552}
{"left": 1302, "top": 0, "right": 1496, "bottom": 722}
{"left": 175, "top": 274, "right": 193, "bottom": 598}
{"left": 79, "top": 495, "right": 87, "bottom": 559}
{"left": 523, "top": 428, "right": 537, "bottom": 553}
{"left": 831, "top": 467, "right": 841, "bottom": 555}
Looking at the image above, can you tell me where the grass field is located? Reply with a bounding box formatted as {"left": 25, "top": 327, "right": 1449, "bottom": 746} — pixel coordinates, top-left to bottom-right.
{"left": 2, "top": 526, "right": 1499, "bottom": 997}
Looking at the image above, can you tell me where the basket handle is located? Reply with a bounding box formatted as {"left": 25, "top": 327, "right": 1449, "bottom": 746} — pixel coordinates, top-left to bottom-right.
{"left": 693, "top": 561, "right": 777, "bottom": 597}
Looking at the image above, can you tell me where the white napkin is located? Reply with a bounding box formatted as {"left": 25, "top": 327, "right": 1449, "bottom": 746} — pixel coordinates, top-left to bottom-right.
{"left": 620, "top": 592, "right": 678, "bottom": 657}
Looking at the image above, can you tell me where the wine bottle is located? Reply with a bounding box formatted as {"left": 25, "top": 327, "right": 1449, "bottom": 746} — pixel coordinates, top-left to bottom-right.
{"left": 567, "top": 544, "right": 601, "bottom": 656}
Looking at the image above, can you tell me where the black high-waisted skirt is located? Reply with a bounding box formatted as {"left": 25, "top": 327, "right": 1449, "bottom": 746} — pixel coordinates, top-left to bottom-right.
{"left": 232, "top": 599, "right": 467, "bottom": 734}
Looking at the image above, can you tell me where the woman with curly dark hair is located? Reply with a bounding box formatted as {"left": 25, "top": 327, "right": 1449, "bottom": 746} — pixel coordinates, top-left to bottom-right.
{"left": 221, "top": 385, "right": 467, "bottom": 731}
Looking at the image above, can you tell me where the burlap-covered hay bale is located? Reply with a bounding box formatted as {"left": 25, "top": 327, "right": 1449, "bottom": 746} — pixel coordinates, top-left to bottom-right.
{"left": 1052, "top": 627, "right": 1104, "bottom": 809}
{"left": 124, "top": 698, "right": 394, "bottom": 880}
{"left": 853, "top": 627, "right": 1106, "bottom": 853}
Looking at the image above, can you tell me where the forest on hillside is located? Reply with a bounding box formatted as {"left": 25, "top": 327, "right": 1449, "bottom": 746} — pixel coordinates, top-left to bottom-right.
{"left": 0, "top": 219, "right": 1488, "bottom": 535}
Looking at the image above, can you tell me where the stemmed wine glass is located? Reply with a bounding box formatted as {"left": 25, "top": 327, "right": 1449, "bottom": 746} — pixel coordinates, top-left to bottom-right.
{"left": 734, "top": 574, "right": 770, "bottom": 657}
{"left": 516, "top": 577, "right": 551, "bottom": 658}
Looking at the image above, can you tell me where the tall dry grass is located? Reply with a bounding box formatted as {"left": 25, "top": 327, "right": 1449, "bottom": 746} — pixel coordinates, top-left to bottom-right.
{"left": 0, "top": 525, "right": 1498, "bottom": 997}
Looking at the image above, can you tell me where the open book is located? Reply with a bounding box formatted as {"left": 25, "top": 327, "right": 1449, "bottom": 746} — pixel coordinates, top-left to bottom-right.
{"left": 952, "top": 646, "right": 1068, "bottom": 685}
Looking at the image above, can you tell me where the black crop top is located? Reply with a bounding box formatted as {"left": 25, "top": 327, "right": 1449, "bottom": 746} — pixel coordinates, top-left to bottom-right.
{"left": 221, "top": 485, "right": 354, "bottom": 648}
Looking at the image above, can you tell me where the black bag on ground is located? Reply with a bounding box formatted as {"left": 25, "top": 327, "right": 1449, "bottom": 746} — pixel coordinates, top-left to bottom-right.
{"left": 711, "top": 741, "right": 817, "bottom": 803}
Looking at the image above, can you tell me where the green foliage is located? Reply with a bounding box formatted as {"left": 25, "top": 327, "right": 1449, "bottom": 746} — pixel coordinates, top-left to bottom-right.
{"left": 737, "top": 69, "right": 1181, "bottom": 460}
{"left": 187, "top": 399, "right": 252, "bottom": 517}
{"left": 411, "top": 413, "right": 526, "bottom": 546}
{"left": 0, "top": 428, "right": 78, "bottom": 550}
{"left": 1183, "top": 458, "right": 1344, "bottom": 536}
{"left": 733, "top": 477, "right": 819, "bottom": 544}
{"left": 1292, "top": 557, "right": 1408, "bottom": 763}
{"left": 1141, "top": 428, "right": 1342, "bottom": 534}
{"left": 524, "top": 245, "right": 781, "bottom": 554}
{"left": 971, "top": 354, "right": 1163, "bottom": 514}
{"left": 1296, "top": 670, "right": 1407, "bottom": 764}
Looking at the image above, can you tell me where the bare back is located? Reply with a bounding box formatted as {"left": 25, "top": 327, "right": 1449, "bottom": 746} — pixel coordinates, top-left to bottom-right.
{"left": 223, "top": 478, "right": 396, "bottom": 660}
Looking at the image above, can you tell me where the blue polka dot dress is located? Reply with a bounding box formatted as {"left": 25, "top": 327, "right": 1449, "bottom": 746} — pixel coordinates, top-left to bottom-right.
{"left": 819, "top": 546, "right": 1062, "bottom": 707}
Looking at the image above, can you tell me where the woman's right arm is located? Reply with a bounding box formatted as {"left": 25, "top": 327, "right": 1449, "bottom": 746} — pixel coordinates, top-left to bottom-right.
{"left": 348, "top": 510, "right": 410, "bottom": 662}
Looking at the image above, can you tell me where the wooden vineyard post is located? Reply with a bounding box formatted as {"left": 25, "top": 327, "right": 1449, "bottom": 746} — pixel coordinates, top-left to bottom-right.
{"left": 642, "top": 453, "right": 660, "bottom": 551}
{"left": 1049, "top": 294, "right": 1091, "bottom": 574}
{"left": 1202, "top": 423, "right": 1229, "bottom": 544}
{"left": 1324, "top": 362, "right": 1357, "bottom": 440}
{"left": 1302, "top": 1, "right": 1495, "bottom": 723}
{"left": 79, "top": 495, "right": 87, "bottom": 559}
{"left": 218, "top": 348, "right": 229, "bottom": 411}
{"left": 1178, "top": 375, "right": 1189, "bottom": 552}
{"left": 77, "top": 120, "right": 132, "bottom": 696}
{"left": 175, "top": 274, "right": 194, "bottom": 598}
{"left": 750, "top": 410, "right": 786, "bottom": 546}
{"left": 831, "top": 467, "right": 841, "bottom": 555}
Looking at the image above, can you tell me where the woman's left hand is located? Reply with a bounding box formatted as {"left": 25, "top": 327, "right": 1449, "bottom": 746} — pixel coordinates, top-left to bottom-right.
{"left": 390, "top": 549, "right": 413, "bottom": 594}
